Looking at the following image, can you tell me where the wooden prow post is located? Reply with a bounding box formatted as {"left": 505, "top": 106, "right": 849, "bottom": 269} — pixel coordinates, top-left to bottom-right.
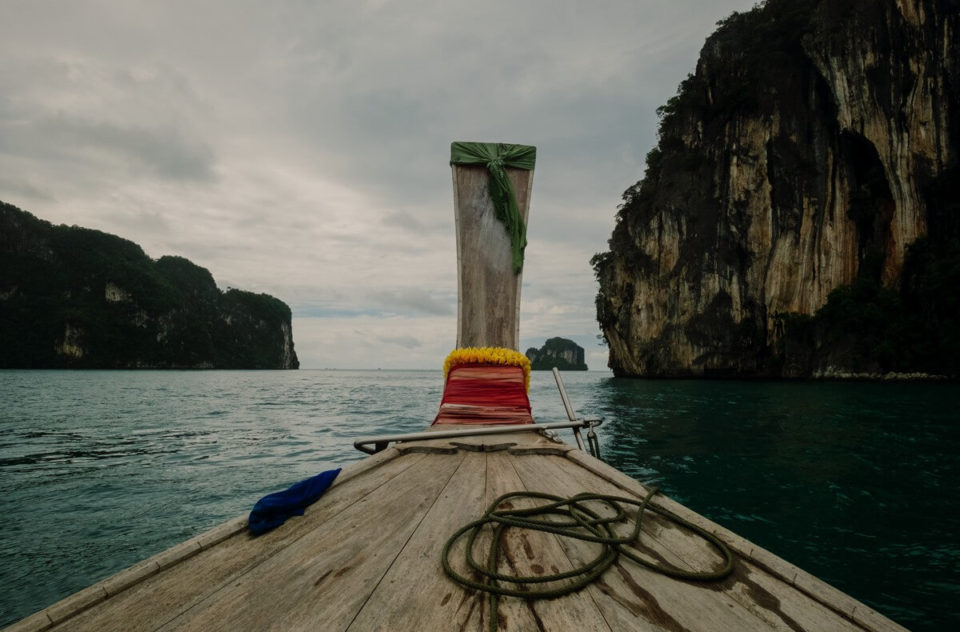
{"left": 450, "top": 142, "right": 535, "bottom": 350}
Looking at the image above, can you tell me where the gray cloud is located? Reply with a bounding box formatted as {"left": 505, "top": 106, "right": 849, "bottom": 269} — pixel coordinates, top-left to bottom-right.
{"left": 41, "top": 115, "right": 216, "bottom": 181}
{"left": 0, "top": 0, "right": 759, "bottom": 368}
{"left": 383, "top": 211, "right": 425, "bottom": 233}
{"left": 377, "top": 335, "right": 421, "bottom": 350}
{"left": 369, "top": 288, "right": 454, "bottom": 317}
{"left": 0, "top": 174, "right": 55, "bottom": 202}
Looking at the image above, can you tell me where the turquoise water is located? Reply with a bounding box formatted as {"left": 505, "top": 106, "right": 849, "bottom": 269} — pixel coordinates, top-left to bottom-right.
{"left": 0, "top": 370, "right": 957, "bottom": 630}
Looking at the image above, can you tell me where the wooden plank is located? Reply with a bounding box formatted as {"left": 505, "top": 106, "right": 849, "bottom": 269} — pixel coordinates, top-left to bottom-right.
{"left": 473, "top": 450, "right": 547, "bottom": 631}
{"left": 426, "top": 426, "right": 573, "bottom": 454}
{"left": 11, "top": 436, "right": 905, "bottom": 632}
{"left": 2, "top": 612, "right": 52, "bottom": 632}
{"left": 475, "top": 451, "right": 614, "bottom": 631}
{"left": 345, "top": 451, "right": 487, "bottom": 631}
{"left": 612, "top": 503, "right": 869, "bottom": 632}
{"left": 540, "top": 454, "right": 879, "bottom": 630}
{"left": 150, "top": 452, "right": 465, "bottom": 632}
{"left": 513, "top": 454, "right": 813, "bottom": 632}
{"left": 452, "top": 163, "right": 534, "bottom": 350}
{"left": 21, "top": 446, "right": 406, "bottom": 632}
{"left": 42, "top": 449, "right": 425, "bottom": 632}
{"left": 564, "top": 451, "right": 908, "bottom": 632}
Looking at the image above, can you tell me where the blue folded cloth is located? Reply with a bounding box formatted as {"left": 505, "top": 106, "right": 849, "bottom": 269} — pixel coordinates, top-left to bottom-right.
{"left": 248, "top": 468, "right": 341, "bottom": 536}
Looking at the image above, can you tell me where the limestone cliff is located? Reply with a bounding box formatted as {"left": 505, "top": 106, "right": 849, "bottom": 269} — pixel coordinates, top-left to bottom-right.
{"left": 525, "top": 338, "right": 588, "bottom": 371}
{"left": 594, "top": 0, "right": 959, "bottom": 378}
{"left": 0, "top": 202, "right": 299, "bottom": 369}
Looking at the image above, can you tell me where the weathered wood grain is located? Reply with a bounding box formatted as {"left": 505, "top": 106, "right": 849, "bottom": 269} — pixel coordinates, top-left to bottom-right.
{"left": 485, "top": 450, "right": 614, "bottom": 632}
{"left": 41, "top": 449, "right": 424, "bottom": 632}
{"left": 345, "top": 450, "right": 487, "bottom": 631}
{"left": 512, "top": 454, "right": 779, "bottom": 632}
{"left": 528, "top": 454, "right": 881, "bottom": 631}
{"left": 452, "top": 164, "right": 534, "bottom": 350}
{"left": 6, "top": 430, "right": 909, "bottom": 632}
{"left": 153, "top": 452, "right": 465, "bottom": 632}
{"left": 562, "top": 450, "right": 909, "bottom": 632}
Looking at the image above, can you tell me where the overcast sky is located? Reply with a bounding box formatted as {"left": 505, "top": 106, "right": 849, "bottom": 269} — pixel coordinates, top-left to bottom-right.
{"left": 1, "top": 0, "right": 757, "bottom": 370}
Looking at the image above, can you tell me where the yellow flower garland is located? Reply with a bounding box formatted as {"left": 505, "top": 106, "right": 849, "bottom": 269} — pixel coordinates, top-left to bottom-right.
{"left": 443, "top": 347, "right": 531, "bottom": 391}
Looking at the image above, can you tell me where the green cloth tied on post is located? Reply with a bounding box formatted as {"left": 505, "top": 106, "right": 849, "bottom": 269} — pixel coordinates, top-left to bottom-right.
{"left": 450, "top": 141, "right": 536, "bottom": 274}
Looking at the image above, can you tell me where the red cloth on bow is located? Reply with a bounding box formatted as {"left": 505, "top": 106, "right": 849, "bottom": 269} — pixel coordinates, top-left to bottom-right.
{"left": 432, "top": 364, "right": 533, "bottom": 425}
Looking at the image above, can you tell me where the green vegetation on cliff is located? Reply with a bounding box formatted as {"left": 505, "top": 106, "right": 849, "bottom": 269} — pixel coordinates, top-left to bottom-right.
{"left": 0, "top": 201, "right": 299, "bottom": 369}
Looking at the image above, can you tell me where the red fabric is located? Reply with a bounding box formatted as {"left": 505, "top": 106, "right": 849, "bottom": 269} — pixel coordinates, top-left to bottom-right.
{"left": 432, "top": 365, "right": 534, "bottom": 425}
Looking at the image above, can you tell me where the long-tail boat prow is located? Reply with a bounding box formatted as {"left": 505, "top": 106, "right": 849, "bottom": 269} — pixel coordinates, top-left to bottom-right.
{"left": 5, "top": 142, "right": 909, "bottom": 632}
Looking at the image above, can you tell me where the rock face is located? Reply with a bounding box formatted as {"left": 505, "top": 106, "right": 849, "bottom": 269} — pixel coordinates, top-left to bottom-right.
{"left": 525, "top": 338, "right": 588, "bottom": 371}
{"left": 594, "top": 0, "right": 959, "bottom": 378}
{"left": 0, "top": 202, "right": 299, "bottom": 369}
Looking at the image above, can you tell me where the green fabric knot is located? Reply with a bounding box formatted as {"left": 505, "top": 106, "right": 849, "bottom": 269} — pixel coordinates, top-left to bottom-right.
{"left": 450, "top": 141, "right": 537, "bottom": 274}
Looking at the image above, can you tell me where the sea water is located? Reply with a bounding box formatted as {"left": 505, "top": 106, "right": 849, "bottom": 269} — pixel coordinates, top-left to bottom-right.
{"left": 0, "top": 370, "right": 957, "bottom": 631}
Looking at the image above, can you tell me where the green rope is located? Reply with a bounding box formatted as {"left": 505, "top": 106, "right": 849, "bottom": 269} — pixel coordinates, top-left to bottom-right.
{"left": 450, "top": 141, "right": 536, "bottom": 274}
{"left": 441, "top": 489, "right": 734, "bottom": 631}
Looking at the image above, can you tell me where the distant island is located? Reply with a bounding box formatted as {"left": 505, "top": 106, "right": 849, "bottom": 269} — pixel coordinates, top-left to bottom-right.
{"left": 525, "top": 338, "right": 587, "bottom": 371}
{"left": 0, "top": 201, "right": 299, "bottom": 369}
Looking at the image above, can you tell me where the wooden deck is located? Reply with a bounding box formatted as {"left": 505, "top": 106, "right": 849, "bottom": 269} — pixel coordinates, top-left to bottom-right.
{"left": 6, "top": 427, "right": 908, "bottom": 632}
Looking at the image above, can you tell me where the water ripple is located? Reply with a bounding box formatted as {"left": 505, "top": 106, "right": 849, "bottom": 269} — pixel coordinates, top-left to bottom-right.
{"left": 0, "top": 370, "right": 957, "bottom": 632}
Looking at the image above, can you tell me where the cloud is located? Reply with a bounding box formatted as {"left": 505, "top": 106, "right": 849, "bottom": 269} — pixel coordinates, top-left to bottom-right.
{"left": 369, "top": 288, "right": 454, "bottom": 317}
{"left": 41, "top": 115, "right": 215, "bottom": 181}
{"left": 377, "top": 335, "right": 421, "bottom": 350}
{"left": 0, "top": 174, "right": 54, "bottom": 202}
{"left": 292, "top": 314, "right": 455, "bottom": 369}
{"left": 0, "top": 0, "right": 760, "bottom": 368}
{"left": 383, "top": 211, "right": 426, "bottom": 233}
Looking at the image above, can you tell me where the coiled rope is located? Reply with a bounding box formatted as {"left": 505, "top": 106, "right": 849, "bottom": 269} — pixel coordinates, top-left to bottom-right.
{"left": 441, "top": 489, "right": 734, "bottom": 631}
